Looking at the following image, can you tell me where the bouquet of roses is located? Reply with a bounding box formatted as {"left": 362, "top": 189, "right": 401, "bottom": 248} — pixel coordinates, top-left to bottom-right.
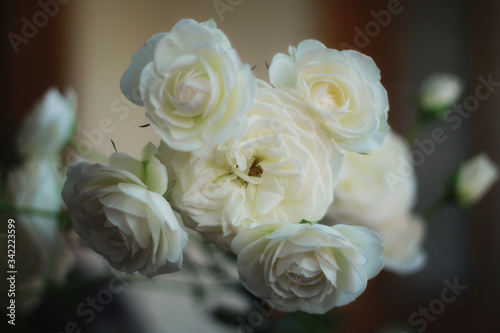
{"left": 62, "top": 18, "right": 394, "bottom": 313}
{"left": 4, "top": 18, "right": 498, "bottom": 319}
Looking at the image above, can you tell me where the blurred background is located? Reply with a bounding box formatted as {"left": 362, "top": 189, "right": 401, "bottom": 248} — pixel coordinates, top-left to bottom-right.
{"left": 1, "top": 0, "right": 499, "bottom": 332}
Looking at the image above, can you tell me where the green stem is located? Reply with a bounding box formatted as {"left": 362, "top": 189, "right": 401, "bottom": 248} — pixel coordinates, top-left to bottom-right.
{"left": 422, "top": 190, "right": 453, "bottom": 220}
{"left": 405, "top": 106, "right": 443, "bottom": 144}
{"left": 405, "top": 118, "right": 424, "bottom": 143}
{"left": 182, "top": 256, "right": 223, "bottom": 273}
{"left": 0, "top": 200, "right": 72, "bottom": 230}
{"left": 163, "top": 180, "right": 176, "bottom": 198}
{"left": 0, "top": 200, "right": 61, "bottom": 219}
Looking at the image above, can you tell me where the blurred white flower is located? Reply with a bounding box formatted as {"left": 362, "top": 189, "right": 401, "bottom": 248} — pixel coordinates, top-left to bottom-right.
{"left": 456, "top": 153, "right": 499, "bottom": 206}
{"left": 419, "top": 73, "right": 464, "bottom": 112}
{"left": 2, "top": 157, "right": 75, "bottom": 309}
{"left": 325, "top": 131, "right": 426, "bottom": 274}
{"left": 121, "top": 19, "right": 256, "bottom": 155}
{"left": 269, "top": 39, "right": 389, "bottom": 153}
{"left": 62, "top": 143, "right": 188, "bottom": 277}
{"left": 377, "top": 214, "right": 426, "bottom": 274}
{"left": 17, "top": 87, "right": 76, "bottom": 158}
{"left": 159, "top": 87, "right": 343, "bottom": 250}
{"left": 231, "top": 222, "right": 384, "bottom": 314}
{"left": 328, "top": 132, "right": 417, "bottom": 224}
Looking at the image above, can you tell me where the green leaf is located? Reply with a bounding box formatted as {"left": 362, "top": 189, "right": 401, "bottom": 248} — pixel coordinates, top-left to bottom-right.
{"left": 299, "top": 219, "right": 317, "bottom": 225}
{"left": 110, "top": 139, "right": 118, "bottom": 153}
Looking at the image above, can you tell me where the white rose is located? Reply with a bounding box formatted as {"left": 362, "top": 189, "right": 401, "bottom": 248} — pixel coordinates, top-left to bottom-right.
{"left": 121, "top": 19, "right": 256, "bottom": 154}
{"left": 324, "top": 131, "right": 426, "bottom": 273}
{"left": 62, "top": 143, "right": 188, "bottom": 277}
{"left": 231, "top": 222, "right": 384, "bottom": 314}
{"left": 159, "top": 87, "right": 343, "bottom": 250}
{"left": 269, "top": 39, "right": 389, "bottom": 153}
{"left": 377, "top": 214, "right": 426, "bottom": 274}
{"left": 456, "top": 153, "right": 499, "bottom": 206}
{"left": 17, "top": 87, "right": 76, "bottom": 158}
{"left": 419, "top": 73, "right": 464, "bottom": 112}
{"left": 327, "top": 131, "right": 417, "bottom": 224}
{"left": 2, "top": 157, "right": 75, "bottom": 309}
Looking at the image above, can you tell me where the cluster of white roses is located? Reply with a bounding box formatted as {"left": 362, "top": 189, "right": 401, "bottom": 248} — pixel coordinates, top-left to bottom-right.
{"left": 61, "top": 18, "right": 432, "bottom": 314}
{"left": 0, "top": 16, "right": 497, "bottom": 321}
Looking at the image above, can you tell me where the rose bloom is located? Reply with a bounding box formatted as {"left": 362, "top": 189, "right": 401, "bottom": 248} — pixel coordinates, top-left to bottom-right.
{"left": 121, "top": 19, "right": 256, "bottom": 155}
{"left": 376, "top": 213, "right": 426, "bottom": 274}
{"left": 269, "top": 39, "right": 389, "bottom": 153}
{"left": 419, "top": 72, "right": 464, "bottom": 113}
{"left": 159, "top": 86, "right": 343, "bottom": 250}
{"left": 62, "top": 143, "right": 188, "bottom": 277}
{"left": 231, "top": 222, "right": 384, "bottom": 314}
{"left": 2, "top": 157, "right": 75, "bottom": 309}
{"left": 17, "top": 87, "right": 76, "bottom": 158}
{"left": 328, "top": 132, "right": 417, "bottom": 224}
{"left": 456, "top": 153, "right": 499, "bottom": 206}
{"left": 324, "top": 131, "right": 426, "bottom": 274}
